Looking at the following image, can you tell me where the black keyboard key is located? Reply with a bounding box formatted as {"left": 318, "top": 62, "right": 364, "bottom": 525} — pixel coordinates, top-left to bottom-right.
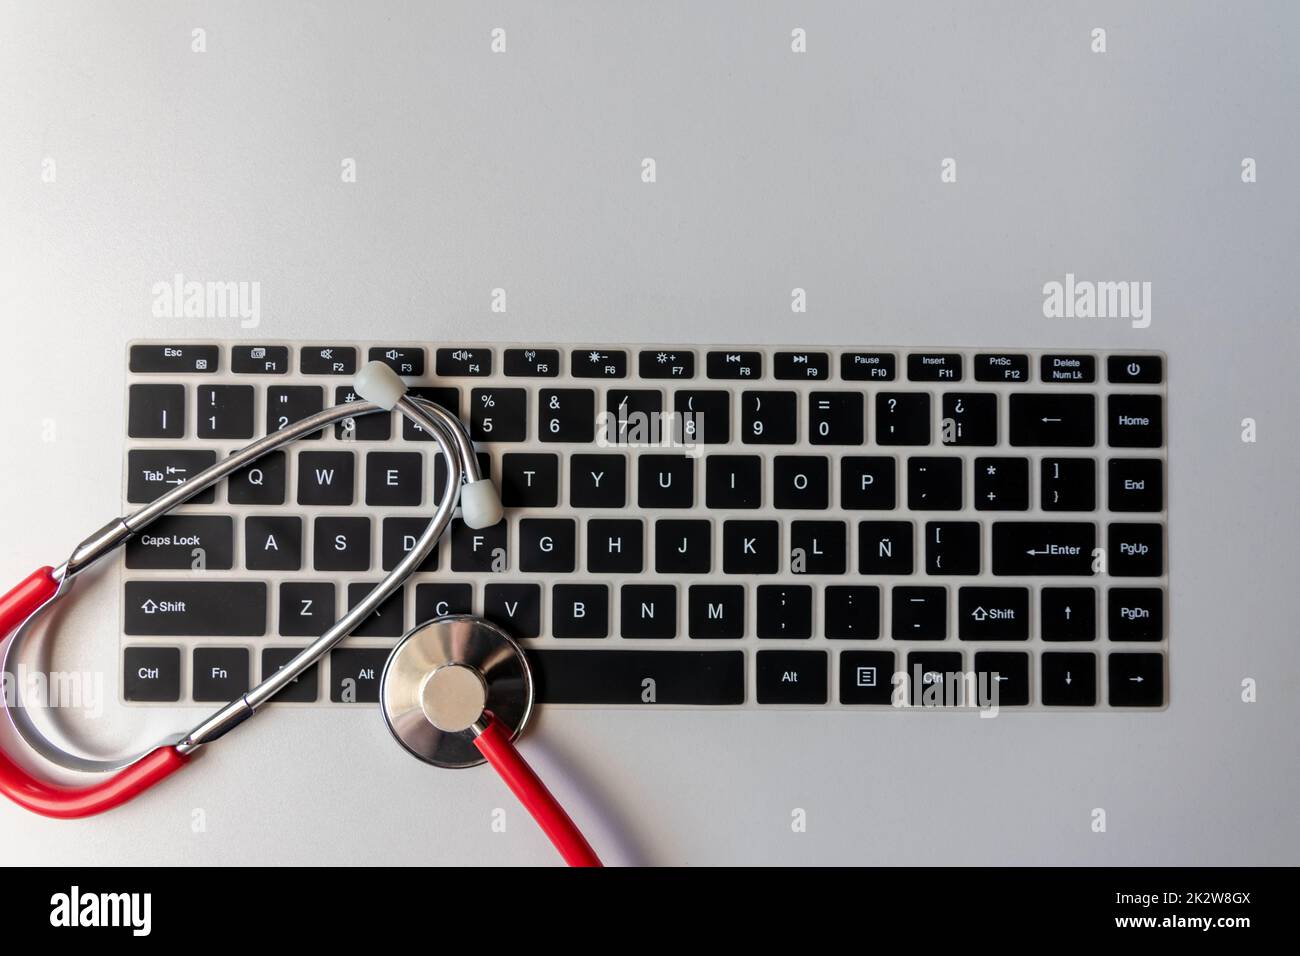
{"left": 571, "top": 348, "right": 627, "bottom": 379}
{"left": 973, "top": 652, "right": 1030, "bottom": 706}
{"left": 940, "top": 393, "right": 997, "bottom": 446}
{"left": 128, "top": 384, "right": 185, "bottom": 439}
{"left": 605, "top": 389, "right": 663, "bottom": 444}
{"left": 892, "top": 586, "right": 946, "bottom": 639}
{"left": 402, "top": 387, "right": 461, "bottom": 441}
{"left": 329, "top": 648, "right": 389, "bottom": 703}
{"left": 1108, "top": 458, "right": 1163, "bottom": 512}
{"left": 957, "top": 587, "right": 1029, "bottom": 640}
{"left": 974, "top": 353, "right": 1029, "bottom": 383}
{"left": 333, "top": 386, "right": 393, "bottom": 441}
{"left": 193, "top": 647, "right": 251, "bottom": 702}
{"left": 1009, "top": 394, "right": 1095, "bottom": 447}
{"left": 908, "top": 456, "right": 963, "bottom": 510}
{"left": 125, "top": 515, "right": 234, "bottom": 570}
{"left": 267, "top": 385, "right": 325, "bottom": 440}
{"left": 1041, "top": 652, "right": 1097, "bottom": 706}
{"left": 1109, "top": 587, "right": 1164, "bottom": 641}
{"left": 124, "top": 581, "right": 265, "bottom": 636}
{"left": 300, "top": 345, "right": 357, "bottom": 375}
{"left": 123, "top": 647, "right": 182, "bottom": 701}
{"left": 637, "top": 454, "right": 695, "bottom": 508}
{"left": 552, "top": 584, "right": 609, "bottom": 638}
{"left": 451, "top": 518, "right": 508, "bottom": 572}
{"left": 368, "top": 346, "right": 424, "bottom": 376}
{"left": 227, "top": 451, "right": 285, "bottom": 505}
{"left": 1108, "top": 653, "right": 1164, "bottom": 706}
{"left": 655, "top": 519, "right": 712, "bottom": 574}
{"left": 381, "top": 517, "right": 440, "bottom": 572}
{"left": 529, "top": 649, "right": 744, "bottom": 704}
{"left": 974, "top": 457, "right": 1029, "bottom": 511}
{"left": 991, "top": 522, "right": 1096, "bottom": 576}
{"left": 503, "top": 348, "right": 560, "bottom": 377}
{"left": 231, "top": 345, "right": 289, "bottom": 374}
{"left": 126, "top": 449, "right": 217, "bottom": 504}
{"left": 904, "top": 651, "right": 964, "bottom": 707}
{"left": 196, "top": 384, "right": 255, "bottom": 439}
{"left": 1040, "top": 354, "right": 1095, "bottom": 383}
{"left": 1041, "top": 457, "right": 1096, "bottom": 511}
{"left": 722, "top": 520, "right": 780, "bottom": 574}
{"left": 705, "top": 455, "right": 762, "bottom": 509}
{"left": 925, "top": 521, "right": 980, "bottom": 575}
{"left": 501, "top": 453, "right": 559, "bottom": 507}
{"left": 587, "top": 519, "right": 644, "bottom": 573}
{"left": 756, "top": 650, "right": 826, "bottom": 703}
{"left": 244, "top": 515, "right": 302, "bottom": 571}
{"left": 297, "top": 451, "right": 355, "bottom": 505}
{"left": 433, "top": 451, "right": 492, "bottom": 503}
{"left": 313, "top": 517, "right": 371, "bottom": 571}
{"left": 435, "top": 346, "right": 492, "bottom": 376}
{"left": 414, "top": 582, "right": 473, "bottom": 621}
{"left": 1108, "top": 523, "right": 1164, "bottom": 576}
{"left": 638, "top": 349, "right": 695, "bottom": 379}
{"left": 1041, "top": 587, "right": 1096, "bottom": 641}
{"left": 809, "top": 391, "right": 864, "bottom": 445}
{"left": 484, "top": 583, "right": 542, "bottom": 638}
{"left": 1107, "top": 355, "right": 1162, "bottom": 385}
{"left": 687, "top": 585, "right": 744, "bottom": 638}
{"left": 907, "top": 352, "right": 962, "bottom": 382}
{"left": 261, "top": 648, "right": 319, "bottom": 702}
{"left": 839, "top": 650, "right": 895, "bottom": 703}
{"left": 755, "top": 585, "right": 813, "bottom": 638}
{"left": 841, "top": 457, "right": 896, "bottom": 510}
{"left": 773, "top": 456, "right": 829, "bottom": 510}
{"left": 471, "top": 388, "right": 527, "bottom": 442}
{"left": 858, "top": 520, "right": 914, "bottom": 574}
{"left": 673, "top": 390, "right": 730, "bottom": 444}
{"left": 840, "top": 352, "right": 896, "bottom": 381}
{"left": 539, "top": 388, "right": 596, "bottom": 442}
{"left": 621, "top": 585, "right": 677, "bottom": 638}
{"left": 706, "top": 350, "right": 762, "bottom": 380}
{"left": 774, "top": 351, "right": 829, "bottom": 380}
{"left": 824, "top": 586, "right": 880, "bottom": 639}
{"left": 346, "top": 583, "right": 407, "bottom": 637}
{"left": 364, "top": 451, "right": 422, "bottom": 506}
{"left": 1108, "top": 394, "right": 1163, "bottom": 448}
{"left": 278, "top": 582, "right": 336, "bottom": 637}
{"left": 741, "top": 391, "right": 797, "bottom": 445}
{"left": 790, "top": 520, "right": 846, "bottom": 575}
{"left": 570, "top": 453, "right": 626, "bottom": 508}
{"left": 876, "top": 393, "right": 931, "bottom": 445}
{"left": 519, "top": 518, "right": 577, "bottom": 573}
{"left": 129, "top": 344, "right": 218, "bottom": 374}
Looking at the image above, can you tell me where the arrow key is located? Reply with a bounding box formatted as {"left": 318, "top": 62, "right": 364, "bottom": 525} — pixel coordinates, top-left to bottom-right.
{"left": 973, "top": 651, "right": 1029, "bottom": 706}
{"left": 1041, "top": 651, "right": 1097, "bottom": 706}
{"left": 1041, "top": 586, "right": 1097, "bottom": 640}
{"left": 1108, "top": 652, "right": 1164, "bottom": 706}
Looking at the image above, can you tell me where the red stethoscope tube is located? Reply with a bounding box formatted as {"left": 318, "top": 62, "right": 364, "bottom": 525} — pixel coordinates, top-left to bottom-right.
{"left": 473, "top": 714, "right": 602, "bottom": 867}
{"left": 0, "top": 568, "right": 190, "bottom": 818}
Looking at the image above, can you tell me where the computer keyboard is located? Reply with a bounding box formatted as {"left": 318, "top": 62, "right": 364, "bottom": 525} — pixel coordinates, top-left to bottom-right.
{"left": 120, "top": 342, "right": 1168, "bottom": 710}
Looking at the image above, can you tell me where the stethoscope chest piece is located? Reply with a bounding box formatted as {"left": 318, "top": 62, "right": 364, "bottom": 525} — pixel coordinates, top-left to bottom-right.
{"left": 380, "top": 615, "right": 533, "bottom": 769}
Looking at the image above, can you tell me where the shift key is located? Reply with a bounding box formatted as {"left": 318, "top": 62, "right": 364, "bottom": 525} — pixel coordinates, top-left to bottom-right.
{"left": 125, "top": 581, "right": 266, "bottom": 636}
{"left": 992, "top": 522, "right": 1096, "bottom": 576}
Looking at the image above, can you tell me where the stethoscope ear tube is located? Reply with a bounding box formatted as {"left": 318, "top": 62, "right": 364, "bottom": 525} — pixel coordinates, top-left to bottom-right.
{"left": 0, "top": 366, "right": 496, "bottom": 818}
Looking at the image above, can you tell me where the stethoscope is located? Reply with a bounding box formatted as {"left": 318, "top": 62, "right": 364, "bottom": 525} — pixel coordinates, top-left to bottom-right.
{"left": 0, "top": 361, "right": 601, "bottom": 866}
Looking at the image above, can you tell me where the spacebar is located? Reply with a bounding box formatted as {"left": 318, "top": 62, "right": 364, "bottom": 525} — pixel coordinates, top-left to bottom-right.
{"left": 527, "top": 650, "right": 745, "bottom": 705}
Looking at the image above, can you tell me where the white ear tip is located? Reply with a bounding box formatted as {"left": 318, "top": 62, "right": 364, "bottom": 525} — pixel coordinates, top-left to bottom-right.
{"left": 460, "top": 478, "right": 503, "bottom": 529}
{"left": 354, "top": 361, "right": 407, "bottom": 410}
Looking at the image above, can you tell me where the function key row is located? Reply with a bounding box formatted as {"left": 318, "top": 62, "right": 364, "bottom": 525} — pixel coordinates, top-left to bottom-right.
{"left": 130, "top": 344, "right": 1164, "bottom": 384}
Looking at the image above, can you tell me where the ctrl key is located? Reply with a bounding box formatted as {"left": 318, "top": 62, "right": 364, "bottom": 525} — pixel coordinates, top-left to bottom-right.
{"left": 123, "top": 647, "right": 181, "bottom": 701}
{"left": 757, "top": 650, "right": 827, "bottom": 704}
